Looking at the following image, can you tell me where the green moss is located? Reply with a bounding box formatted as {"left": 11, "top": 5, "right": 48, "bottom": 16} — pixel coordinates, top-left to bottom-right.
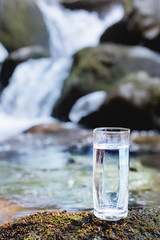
{"left": 64, "top": 46, "right": 117, "bottom": 95}
{"left": 0, "top": 208, "right": 159, "bottom": 239}
{"left": 0, "top": 0, "right": 48, "bottom": 51}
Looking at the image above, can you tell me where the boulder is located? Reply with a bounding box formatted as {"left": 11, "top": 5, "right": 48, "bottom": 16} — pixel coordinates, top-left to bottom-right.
{"left": 0, "top": 45, "right": 49, "bottom": 89}
{"left": 52, "top": 43, "right": 160, "bottom": 124}
{"left": 79, "top": 71, "right": 160, "bottom": 130}
{"left": 0, "top": 0, "right": 49, "bottom": 52}
{"left": 100, "top": 10, "right": 142, "bottom": 45}
{"left": 101, "top": 1, "right": 160, "bottom": 53}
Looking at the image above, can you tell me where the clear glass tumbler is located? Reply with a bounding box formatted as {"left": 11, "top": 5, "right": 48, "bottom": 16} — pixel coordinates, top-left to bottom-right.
{"left": 93, "top": 127, "right": 130, "bottom": 221}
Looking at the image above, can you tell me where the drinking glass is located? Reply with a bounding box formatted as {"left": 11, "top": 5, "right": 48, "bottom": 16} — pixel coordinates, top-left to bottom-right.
{"left": 93, "top": 127, "right": 130, "bottom": 221}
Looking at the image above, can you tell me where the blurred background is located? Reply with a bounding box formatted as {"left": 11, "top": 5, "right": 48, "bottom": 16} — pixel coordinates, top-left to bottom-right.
{"left": 0, "top": 0, "right": 160, "bottom": 225}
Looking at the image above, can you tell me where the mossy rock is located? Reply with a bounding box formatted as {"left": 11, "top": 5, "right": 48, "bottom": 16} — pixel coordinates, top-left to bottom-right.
{"left": 0, "top": 0, "right": 49, "bottom": 52}
{"left": 52, "top": 43, "right": 160, "bottom": 121}
{"left": 0, "top": 208, "right": 159, "bottom": 239}
{"left": 52, "top": 45, "right": 116, "bottom": 121}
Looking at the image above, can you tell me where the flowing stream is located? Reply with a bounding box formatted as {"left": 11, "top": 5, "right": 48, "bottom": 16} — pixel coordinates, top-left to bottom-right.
{"left": 0, "top": 0, "right": 126, "bottom": 224}
{"left": 0, "top": 0, "right": 124, "bottom": 142}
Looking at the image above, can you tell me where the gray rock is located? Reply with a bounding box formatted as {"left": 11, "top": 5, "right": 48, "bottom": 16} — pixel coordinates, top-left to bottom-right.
{"left": 0, "top": 0, "right": 49, "bottom": 52}
{"left": 101, "top": 0, "right": 160, "bottom": 52}
{"left": 79, "top": 71, "right": 160, "bottom": 130}
{"left": 52, "top": 43, "right": 160, "bottom": 129}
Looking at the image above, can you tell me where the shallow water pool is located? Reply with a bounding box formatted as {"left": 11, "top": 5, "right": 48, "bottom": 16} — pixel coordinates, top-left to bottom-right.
{"left": 0, "top": 132, "right": 159, "bottom": 225}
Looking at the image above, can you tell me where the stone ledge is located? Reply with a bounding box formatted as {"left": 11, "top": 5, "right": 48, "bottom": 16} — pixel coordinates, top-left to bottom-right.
{"left": 0, "top": 208, "right": 159, "bottom": 239}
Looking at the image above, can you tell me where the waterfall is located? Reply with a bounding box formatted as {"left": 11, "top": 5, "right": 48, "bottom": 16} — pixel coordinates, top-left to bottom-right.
{"left": 0, "top": 0, "right": 124, "bottom": 141}
{"left": 0, "top": 57, "right": 72, "bottom": 118}
{"left": 37, "top": 0, "right": 124, "bottom": 58}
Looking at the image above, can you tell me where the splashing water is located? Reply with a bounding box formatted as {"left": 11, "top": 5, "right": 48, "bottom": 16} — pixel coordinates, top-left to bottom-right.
{"left": 69, "top": 91, "right": 107, "bottom": 123}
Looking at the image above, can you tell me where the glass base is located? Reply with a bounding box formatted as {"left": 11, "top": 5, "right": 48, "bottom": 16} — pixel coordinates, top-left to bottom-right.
{"left": 94, "top": 209, "right": 128, "bottom": 221}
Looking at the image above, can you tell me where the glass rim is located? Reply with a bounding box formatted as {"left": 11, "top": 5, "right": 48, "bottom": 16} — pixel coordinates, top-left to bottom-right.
{"left": 93, "top": 127, "right": 130, "bottom": 134}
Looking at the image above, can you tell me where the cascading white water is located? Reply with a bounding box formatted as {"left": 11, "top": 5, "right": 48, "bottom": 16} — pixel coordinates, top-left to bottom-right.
{"left": 37, "top": 0, "right": 124, "bottom": 58}
{"left": 0, "top": 0, "right": 124, "bottom": 141}
{"left": 0, "top": 57, "right": 72, "bottom": 118}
